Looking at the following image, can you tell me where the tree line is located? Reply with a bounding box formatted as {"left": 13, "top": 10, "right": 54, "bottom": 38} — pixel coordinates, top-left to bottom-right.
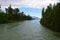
{"left": 0, "top": 5, "right": 32, "bottom": 24}
{"left": 40, "top": 3, "right": 60, "bottom": 32}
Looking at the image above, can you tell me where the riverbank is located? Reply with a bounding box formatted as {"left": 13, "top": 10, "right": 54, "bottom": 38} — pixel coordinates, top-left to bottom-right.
{"left": 0, "top": 19, "right": 33, "bottom": 24}
{"left": 53, "top": 32, "right": 60, "bottom": 37}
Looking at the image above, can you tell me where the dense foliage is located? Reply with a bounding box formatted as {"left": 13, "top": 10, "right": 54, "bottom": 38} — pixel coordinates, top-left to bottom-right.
{"left": 0, "top": 5, "right": 32, "bottom": 24}
{"left": 40, "top": 3, "right": 60, "bottom": 32}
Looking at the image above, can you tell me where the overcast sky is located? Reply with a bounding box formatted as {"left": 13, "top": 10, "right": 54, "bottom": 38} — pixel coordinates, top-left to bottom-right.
{"left": 0, "top": 0, "right": 60, "bottom": 18}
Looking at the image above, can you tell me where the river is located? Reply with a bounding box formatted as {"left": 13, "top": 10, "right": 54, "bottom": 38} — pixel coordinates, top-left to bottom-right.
{"left": 0, "top": 20, "right": 60, "bottom": 40}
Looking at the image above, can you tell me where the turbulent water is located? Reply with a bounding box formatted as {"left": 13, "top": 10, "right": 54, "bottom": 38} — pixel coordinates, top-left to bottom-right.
{"left": 0, "top": 20, "right": 60, "bottom": 40}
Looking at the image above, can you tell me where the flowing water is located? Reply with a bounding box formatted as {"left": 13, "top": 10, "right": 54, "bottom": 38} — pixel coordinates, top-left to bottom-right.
{"left": 0, "top": 20, "right": 60, "bottom": 40}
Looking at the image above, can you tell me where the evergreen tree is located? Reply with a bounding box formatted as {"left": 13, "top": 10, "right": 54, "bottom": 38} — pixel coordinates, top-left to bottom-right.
{"left": 40, "top": 3, "right": 60, "bottom": 32}
{"left": 0, "top": 5, "right": 32, "bottom": 24}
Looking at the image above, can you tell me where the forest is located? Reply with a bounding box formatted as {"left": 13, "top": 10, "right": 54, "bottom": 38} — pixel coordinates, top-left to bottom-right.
{"left": 40, "top": 3, "right": 60, "bottom": 32}
{"left": 0, "top": 5, "right": 32, "bottom": 24}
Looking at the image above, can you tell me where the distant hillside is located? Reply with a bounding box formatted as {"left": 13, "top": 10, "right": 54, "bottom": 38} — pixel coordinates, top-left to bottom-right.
{"left": 32, "top": 17, "right": 40, "bottom": 20}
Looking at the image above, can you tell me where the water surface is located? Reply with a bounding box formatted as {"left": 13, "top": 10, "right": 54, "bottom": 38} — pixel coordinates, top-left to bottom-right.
{"left": 0, "top": 20, "right": 60, "bottom": 40}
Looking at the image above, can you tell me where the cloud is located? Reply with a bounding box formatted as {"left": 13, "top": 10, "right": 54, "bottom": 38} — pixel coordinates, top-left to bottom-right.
{"left": 0, "top": 0, "right": 60, "bottom": 9}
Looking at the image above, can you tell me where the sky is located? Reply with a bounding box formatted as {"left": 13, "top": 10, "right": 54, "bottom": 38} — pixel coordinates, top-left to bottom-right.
{"left": 0, "top": 0, "right": 60, "bottom": 18}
